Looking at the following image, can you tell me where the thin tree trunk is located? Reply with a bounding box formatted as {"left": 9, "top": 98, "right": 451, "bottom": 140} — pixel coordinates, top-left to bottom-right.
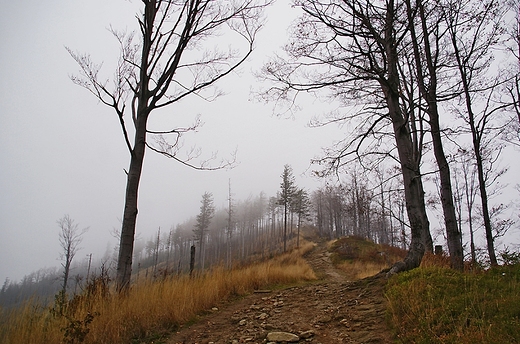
{"left": 406, "top": 0, "right": 463, "bottom": 270}
{"left": 116, "top": 112, "right": 148, "bottom": 291}
{"left": 450, "top": 25, "right": 498, "bottom": 266}
{"left": 115, "top": 0, "right": 154, "bottom": 292}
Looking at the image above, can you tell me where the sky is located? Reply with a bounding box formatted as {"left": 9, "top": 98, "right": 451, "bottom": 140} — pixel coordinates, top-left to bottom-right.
{"left": 1, "top": 1, "right": 519, "bottom": 285}
{"left": 0, "top": 1, "right": 344, "bottom": 283}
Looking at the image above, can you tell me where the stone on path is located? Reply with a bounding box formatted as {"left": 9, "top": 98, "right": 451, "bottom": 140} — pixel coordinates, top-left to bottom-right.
{"left": 266, "top": 331, "right": 300, "bottom": 342}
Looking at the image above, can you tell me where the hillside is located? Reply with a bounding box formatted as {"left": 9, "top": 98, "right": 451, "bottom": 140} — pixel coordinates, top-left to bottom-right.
{"left": 165, "top": 237, "right": 396, "bottom": 343}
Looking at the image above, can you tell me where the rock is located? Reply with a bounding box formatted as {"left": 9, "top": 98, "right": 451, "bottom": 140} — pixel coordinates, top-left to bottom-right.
{"left": 300, "top": 330, "right": 315, "bottom": 339}
{"left": 211, "top": 307, "right": 219, "bottom": 311}
{"left": 262, "top": 323, "right": 276, "bottom": 330}
{"left": 256, "top": 312, "right": 269, "bottom": 320}
{"left": 266, "top": 331, "right": 300, "bottom": 342}
{"left": 238, "top": 319, "right": 247, "bottom": 326}
{"left": 316, "top": 315, "right": 332, "bottom": 323}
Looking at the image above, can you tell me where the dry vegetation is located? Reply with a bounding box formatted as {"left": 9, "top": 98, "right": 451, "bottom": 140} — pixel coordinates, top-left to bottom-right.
{"left": 0, "top": 242, "right": 316, "bottom": 344}
{"left": 328, "top": 236, "right": 407, "bottom": 279}
{"left": 386, "top": 255, "right": 520, "bottom": 343}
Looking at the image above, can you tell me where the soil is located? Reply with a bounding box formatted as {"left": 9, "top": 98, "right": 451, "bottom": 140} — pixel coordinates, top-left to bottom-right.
{"left": 165, "top": 239, "right": 393, "bottom": 344}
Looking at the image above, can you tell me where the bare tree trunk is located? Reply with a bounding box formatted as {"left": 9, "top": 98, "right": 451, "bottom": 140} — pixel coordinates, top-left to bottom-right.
{"left": 384, "top": 2, "right": 431, "bottom": 272}
{"left": 189, "top": 245, "right": 196, "bottom": 277}
{"left": 447, "top": 4, "right": 499, "bottom": 265}
{"left": 117, "top": 112, "right": 148, "bottom": 291}
{"left": 405, "top": 0, "right": 463, "bottom": 270}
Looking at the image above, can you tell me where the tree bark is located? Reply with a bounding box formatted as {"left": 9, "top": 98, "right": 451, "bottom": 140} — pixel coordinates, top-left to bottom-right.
{"left": 384, "top": 0, "right": 431, "bottom": 273}
{"left": 404, "top": 0, "right": 464, "bottom": 270}
{"left": 116, "top": 112, "right": 148, "bottom": 292}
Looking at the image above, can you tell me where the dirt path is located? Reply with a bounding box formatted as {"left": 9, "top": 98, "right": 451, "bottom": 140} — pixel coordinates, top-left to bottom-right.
{"left": 166, "top": 240, "right": 393, "bottom": 343}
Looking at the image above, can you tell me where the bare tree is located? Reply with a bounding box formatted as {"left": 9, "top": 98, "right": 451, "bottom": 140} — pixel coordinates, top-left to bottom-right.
{"left": 402, "top": 0, "right": 464, "bottom": 270}
{"left": 444, "top": 0, "right": 513, "bottom": 265}
{"left": 68, "top": 0, "right": 271, "bottom": 291}
{"left": 291, "top": 188, "right": 311, "bottom": 247}
{"left": 226, "top": 179, "right": 235, "bottom": 269}
{"left": 57, "top": 215, "right": 88, "bottom": 301}
{"left": 505, "top": 0, "right": 520, "bottom": 133}
{"left": 261, "top": 0, "right": 432, "bottom": 272}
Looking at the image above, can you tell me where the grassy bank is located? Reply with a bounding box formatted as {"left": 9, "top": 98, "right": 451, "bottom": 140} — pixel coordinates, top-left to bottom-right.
{"left": 386, "top": 259, "right": 520, "bottom": 343}
{"left": 0, "top": 243, "right": 316, "bottom": 344}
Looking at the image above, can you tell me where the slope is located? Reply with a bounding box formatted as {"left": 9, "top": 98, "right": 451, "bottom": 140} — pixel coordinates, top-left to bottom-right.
{"left": 166, "top": 238, "right": 393, "bottom": 343}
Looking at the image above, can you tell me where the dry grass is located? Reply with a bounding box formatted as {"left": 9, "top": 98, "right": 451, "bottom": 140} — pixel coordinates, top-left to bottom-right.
{"left": 329, "top": 236, "right": 407, "bottom": 280}
{"left": 419, "top": 252, "right": 452, "bottom": 269}
{"left": 386, "top": 258, "right": 520, "bottom": 343}
{"left": 0, "top": 244, "right": 316, "bottom": 344}
{"left": 336, "top": 260, "right": 390, "bottom": 279}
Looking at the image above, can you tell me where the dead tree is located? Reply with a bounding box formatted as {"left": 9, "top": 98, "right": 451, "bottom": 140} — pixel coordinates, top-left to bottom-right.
{"left": 57, "top": 215, "right": 88, "bottom": 303}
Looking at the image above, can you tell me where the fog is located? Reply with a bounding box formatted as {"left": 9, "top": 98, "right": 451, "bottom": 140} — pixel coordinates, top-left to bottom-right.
{"left": 2, "top": 0, "right": 519, "bottom": 286}
{"left": 0, "top": 1, "right": 343, "bottom": 283}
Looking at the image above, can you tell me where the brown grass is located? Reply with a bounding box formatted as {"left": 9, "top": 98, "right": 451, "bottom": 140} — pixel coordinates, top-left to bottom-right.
{"left": 0, "top": 244, "right": 316, "bottom": 344}
{"left": 329, "top": 236, "right": 407, "bottom": 280}
{"left": 336, "top": 260, "right": 389, "bottom": 279}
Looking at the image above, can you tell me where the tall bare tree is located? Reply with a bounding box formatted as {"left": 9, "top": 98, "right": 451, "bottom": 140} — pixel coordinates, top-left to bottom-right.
{"left": 444, "top": 0, "right": 513, "bottom": 265}
{"left": 262, "top": 0, "right": 432, "bottom": 272}
{"left": 403, "top": 0, "right": 464, "bottom": 270}
{"left": 68, "top": 0, "right": 270, "bottom": 291}
{"left": 57, "top": 215, "right": 88, "bottom": 302}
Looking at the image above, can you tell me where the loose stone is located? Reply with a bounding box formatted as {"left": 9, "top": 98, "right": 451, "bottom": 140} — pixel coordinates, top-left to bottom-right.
{"left": 266, "top": 331, "right": 300, "bottom": 342}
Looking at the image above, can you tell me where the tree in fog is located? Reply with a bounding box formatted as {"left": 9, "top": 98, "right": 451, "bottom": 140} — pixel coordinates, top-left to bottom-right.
{"left": 194, "top": 192, "right": 215, "bottom": 270}
{"left": 226, "top": 180, "right": 235, "bottom": 268}
{"left": 262, "top": 0, "right": 433, "bottom": 272}
{"left": 292, "top": 188, "right": 311, "bottom": 247}
{"left": 57, "top": 215, "right": 88, "bottom": 299}
{"left": 278, "top": 164, "right": 297, "bottom": 252}
{"left": 401, "top": 0, "right": 464, "bottom": 270}
{"left": 444, "top": 0, "right": 513, "bottom": 265}
{"left": 68, "top": 0, "right": 271, "bottom": 291}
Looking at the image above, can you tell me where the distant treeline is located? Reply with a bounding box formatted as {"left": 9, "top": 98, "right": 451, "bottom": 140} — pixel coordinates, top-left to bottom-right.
{"left": 1, "top": 169, "right": 409, "bottom": 309}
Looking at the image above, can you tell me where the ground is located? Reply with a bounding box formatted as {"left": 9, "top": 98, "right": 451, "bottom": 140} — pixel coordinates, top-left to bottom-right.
{"left": 165, "top": 239, "right": 394, "bottom": 344}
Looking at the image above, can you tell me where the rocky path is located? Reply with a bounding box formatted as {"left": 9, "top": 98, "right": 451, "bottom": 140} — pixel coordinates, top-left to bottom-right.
{"left": 166, "top": 241, "right": 393, "bottom": 343}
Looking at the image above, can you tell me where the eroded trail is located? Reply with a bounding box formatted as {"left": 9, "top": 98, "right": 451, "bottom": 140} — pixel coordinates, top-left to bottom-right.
{"left": 166, "top": 241, "right": 393, "bottom": 343}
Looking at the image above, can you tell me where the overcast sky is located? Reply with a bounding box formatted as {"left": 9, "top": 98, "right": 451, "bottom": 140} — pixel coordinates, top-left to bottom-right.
{"left": 2, "top": 1, "right": 519, "bottom": 285}
{"left": 0, "top": 1, "right": 346, "bottom": 283}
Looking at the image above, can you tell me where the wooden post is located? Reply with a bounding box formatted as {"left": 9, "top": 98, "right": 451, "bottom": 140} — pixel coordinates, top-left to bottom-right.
{"left": 189, "top": 245, "right": 196, "bottom": 277}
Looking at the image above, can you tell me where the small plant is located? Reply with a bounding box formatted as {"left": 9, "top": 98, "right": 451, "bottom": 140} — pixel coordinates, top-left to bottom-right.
{"left": 62, "top": 312, "right": 98, "bottom": 344}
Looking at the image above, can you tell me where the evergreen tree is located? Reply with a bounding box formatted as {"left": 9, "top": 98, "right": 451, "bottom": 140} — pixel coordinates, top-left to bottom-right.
{"left": 194, "top": 192, "right": 215, "bottom": 270}
{"left": 278, "top": 165, "right": 297, "bottom": 252}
